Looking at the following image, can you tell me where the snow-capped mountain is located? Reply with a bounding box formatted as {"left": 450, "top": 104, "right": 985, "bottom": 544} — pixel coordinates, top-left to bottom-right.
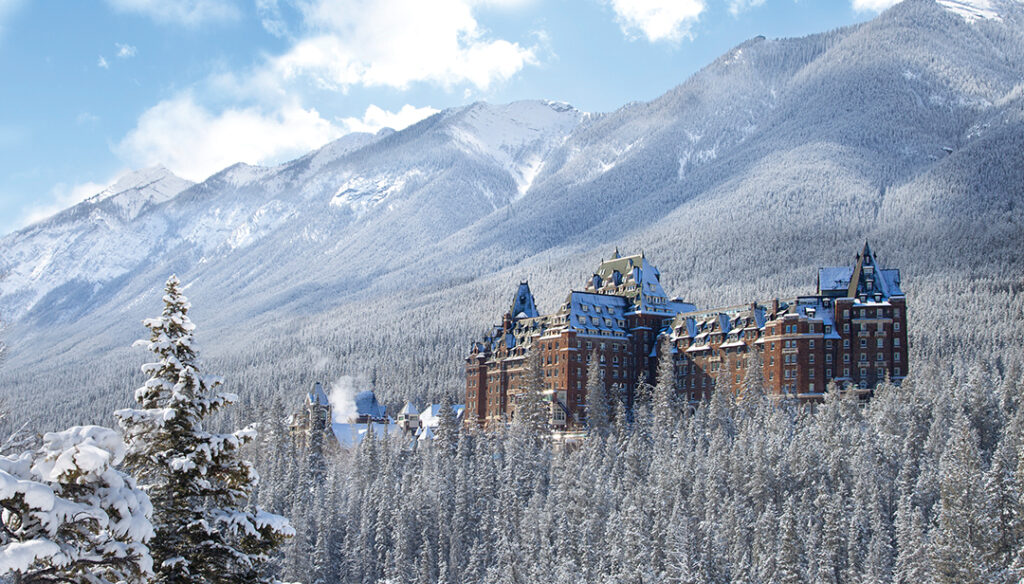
{"left": 1, "top": 0, "right": 1022, "bottom": 428}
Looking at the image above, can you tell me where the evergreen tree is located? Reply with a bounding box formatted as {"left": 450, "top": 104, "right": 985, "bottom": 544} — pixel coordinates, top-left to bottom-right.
{"left": 584, "top": 350, "right": 610, "bottom": 436}
{"left": 651, "top": 337, "right": 678, "bottom": 433}
{"left": 114, "top": 275, "right": 292, "bottom": 584}
{"left": 513, "top": 347, "right": 550, "bottom": 436}
{"left": 0, "top": 426, "right": 153, "bottom": 584}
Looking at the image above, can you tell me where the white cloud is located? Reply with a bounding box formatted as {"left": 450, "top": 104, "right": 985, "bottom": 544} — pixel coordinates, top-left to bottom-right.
{"left": 104, "top": 0, "right": 239, "bottom": 25}
{"left": 20, "top": 177, "right": 118, "bottom": 228}
{"left": 851, "top": 0, "right": 900, "bottom": 11}
{"left": 76, "top": 112, "right": 100, "bottom": 125}
{"left": 609, "top": 0, "right": 705, "bottom": 43}
{"left": 115, "top": 92, "right": 344, "bottom": 181}
{"left": 729, "top": 0, "right": 766, "bottom": 15}
{"left": 115, "top": 43, "right": 137, "bottom": 58}
{"left": 271, "top": 0, "right": 538, "bottom": 90}
{"left": 97, "top": 56, "right": 109, "bottom": 69}
{"left": 255, "top": 0, "right": 289, "bottom": 38}
{"left": 338, "top": 104, "right": 439, "bottom": 134}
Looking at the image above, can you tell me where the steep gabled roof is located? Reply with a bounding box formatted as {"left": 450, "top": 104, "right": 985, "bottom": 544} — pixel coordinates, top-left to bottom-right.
{"left": 307, "top": 382, "right": 330, "bottom": 407}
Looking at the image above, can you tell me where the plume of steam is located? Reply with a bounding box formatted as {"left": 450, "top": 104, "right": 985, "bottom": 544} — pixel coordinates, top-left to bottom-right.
{"left": 329, "top": 375, "right": 364, "bottom": 423}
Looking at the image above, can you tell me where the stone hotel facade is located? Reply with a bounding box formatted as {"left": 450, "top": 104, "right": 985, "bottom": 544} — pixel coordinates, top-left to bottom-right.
{"left": 466, "top": 243, "right": 907, "bottom": 428}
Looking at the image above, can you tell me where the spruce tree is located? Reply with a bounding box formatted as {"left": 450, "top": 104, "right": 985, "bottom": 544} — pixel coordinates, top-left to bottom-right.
{"left": 513, "top": 346, "right": 550, "bottom": 436}
{"left": 651, "top": 338, "right": 678, "bottom": 433}
{"left": 0, "top": 426, "right": 153, "bottom": 584}
{"left": 115, "top": 275, "right": 292, "bottom": 584}
{"left": 584, "top": 350, "right": 610, "bottom": 436}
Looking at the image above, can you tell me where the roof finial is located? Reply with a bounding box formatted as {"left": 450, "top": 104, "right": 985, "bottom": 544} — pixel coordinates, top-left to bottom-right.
{"left": 612, "top": 246, "right": 620, "bottom": 259}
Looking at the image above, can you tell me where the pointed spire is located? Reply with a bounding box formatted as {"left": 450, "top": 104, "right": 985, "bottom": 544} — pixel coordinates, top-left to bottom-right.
{"left": 612, "top": 247, "right": 620, "bottom": 259}
{"left": 861, "top": 240, "right": 874, "bottom": 264}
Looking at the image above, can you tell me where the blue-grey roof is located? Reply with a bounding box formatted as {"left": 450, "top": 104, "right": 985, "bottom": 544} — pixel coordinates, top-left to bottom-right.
{"left": 308, "top": 382, "right": 330, "bottom": 406}
{"left": 511, "top": 281, "right": 539, "bottom": 319}
{"left": 819, "top": 267, "right": 854, "bottom": 292}
{"left": 355, "top": 390, "right": 387, "bottom": 419}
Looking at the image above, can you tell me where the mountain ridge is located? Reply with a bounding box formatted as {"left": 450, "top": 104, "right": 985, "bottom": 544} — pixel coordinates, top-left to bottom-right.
{"left": 1, "top": 0, "right": 1022, "bottom": 428}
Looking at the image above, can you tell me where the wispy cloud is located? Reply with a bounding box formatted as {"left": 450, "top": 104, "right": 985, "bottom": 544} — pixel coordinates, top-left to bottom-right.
{"left": 115, "top": 92, "right": 344, "bottom": 181}
{"left": 729, "top": 0, "right": 766, "bottom": 16}
{"left": 97, "top": 55, "right": 110, "bottom": 69}
{"left": 18, "top": 176, "right": 121, "bottom": 229}
{"left": 270, "top": 0, "right": 539, "bottom": 91}
{"left": 104, "top": 0, "right": 239, "bottom": 26}
{"left": 76, "top": 112, "right": 100, "bottom": 125}
{"left": 115, "top": 42, "right": 137, "bottom": 58}
{"left": 851, "top": 0, "right": 900, "bottom": 12}
{"left": 338, "top": 104, "right": 439, "bottom": 134}
{"left": 609, "top": 0, "right": 705, "bottom": 43}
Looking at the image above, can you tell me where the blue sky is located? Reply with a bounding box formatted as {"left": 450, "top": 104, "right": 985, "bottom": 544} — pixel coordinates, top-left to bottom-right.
{"left": 0, "top": 0, "right": 897, "bottom": 235}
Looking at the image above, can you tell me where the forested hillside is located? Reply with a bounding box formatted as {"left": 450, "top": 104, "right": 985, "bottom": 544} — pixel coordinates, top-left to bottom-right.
{"left": 1, "top": 0, "right": 1022, "bottom": 441}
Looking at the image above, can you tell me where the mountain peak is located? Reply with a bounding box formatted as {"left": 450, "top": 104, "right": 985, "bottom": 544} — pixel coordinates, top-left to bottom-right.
{"left": 90, "top": 165, "right": 192, "bottom": 206}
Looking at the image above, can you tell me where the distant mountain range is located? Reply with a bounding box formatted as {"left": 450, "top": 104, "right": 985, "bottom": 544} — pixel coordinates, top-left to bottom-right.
{"left": 2, "top": 0, "right": 1022, "bottom": 428}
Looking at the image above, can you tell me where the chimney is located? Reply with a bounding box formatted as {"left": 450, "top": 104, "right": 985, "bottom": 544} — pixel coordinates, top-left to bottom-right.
{"left": 771, "top": 298, "right": 779, "bottom": 319}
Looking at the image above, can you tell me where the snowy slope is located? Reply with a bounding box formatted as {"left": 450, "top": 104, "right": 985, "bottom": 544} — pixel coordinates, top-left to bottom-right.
{"left": 0, "top": 0, "right": 1022, "bottom": 429}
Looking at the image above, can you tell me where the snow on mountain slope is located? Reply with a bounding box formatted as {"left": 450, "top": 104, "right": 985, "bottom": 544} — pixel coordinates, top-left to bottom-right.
{"left": 0, "top": 167, "right": 192, "bottom": 322}
{"left": 87, "top": 165, "right": 193, "bottom": 220}
{"left": 936, "top": 0, "right": 1022, "bottom": 21}
{"left": 1, "top": 0, "right": 1022, "bottom": 429}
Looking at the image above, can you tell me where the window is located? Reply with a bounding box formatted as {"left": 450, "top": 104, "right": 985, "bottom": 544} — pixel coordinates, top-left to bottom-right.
{"left": 843, "top": 339, "right": 850, "bottom": 348}
{"left": 860, "top": 368, "right": 867, "bottom": 378}
{"left": 825, "top": 326, "right": 832, "bottom": 335}
{"left": 877, "top": 338, "right": 884, "bottom": 348}
{"left": 844, "top": 367, "right": 850, "bottom": 376}
{"left": 769, "top": 372, "right": 774, "bottom": 380}
{"left": 860, "top": 339, "right": 867, "bottom": 348}
{"left": 809, "top": 354, "right": 815, "bottom": 364}
{"left": 860, "top": 323, "right": 867, "bottom": 332}
{"left": 809, "top": 383, "right": 815, "bottom": 392}
{"left": 827, "top": 369, "right": 832, "bottom": 378}
{"left": 826, "top": 354, "right": 833, "bottom": 363}
{"left": 844, "top": 324, "right": 850, "bottom": 333}
{"left": 894, "top": 322, "right": 900, "bottom": 331}
{"left": 809, "top": 340, "right": 815, "bottom": 349}
{"left": 860, "top": 354, "right": 868, "bottom": 362}
{"left": 894, "top": 352, "right": 901, "bottom": 362}
{"left": 809, "top": 369, "right": 815, "bottom": 378}
{"left": 876, "top": 353, "right": 884, "bottom": 361}
{"left": 894, "top": 338, "right": 901, "bottom": 347}
{"left": 894, "top": 309, "right": 900, "bottom": 317}
{"left": 844, "top": 354, "right": 850, "bottom": 363}
{"left": 895, "top": 367, "right": 901, "bottom": 376}
{"left": 844, "top": 309, "right": 850, "bottom": 318}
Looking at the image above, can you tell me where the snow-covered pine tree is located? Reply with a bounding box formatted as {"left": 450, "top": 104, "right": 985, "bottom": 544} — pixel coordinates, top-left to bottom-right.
{"left": 435, "top": 390, "right": 459, "bottom": 451}
{"left": 651, "top": 338, "right": 678, "bottom": 433}
{"left": 584, "top": 350, "right": 610, "bottom": 436}
{"left": 513, "top": 346, "right": 550, "bottom": 436}
{"left": 0, "top": 425, "right": 153, "bottom": 584}
{"left": 114, "top": 275, "right": 293, "bottom": 584}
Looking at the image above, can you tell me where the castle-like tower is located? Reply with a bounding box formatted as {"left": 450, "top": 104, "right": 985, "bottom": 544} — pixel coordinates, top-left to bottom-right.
{"left": 465, "top": 243, "right": 908, "bottom": 429}
{"left": 466, "top": 251, "right": 696, "bottom": 428}
{"left": 672, "top": 242, "right": 907, "bottom": 402}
